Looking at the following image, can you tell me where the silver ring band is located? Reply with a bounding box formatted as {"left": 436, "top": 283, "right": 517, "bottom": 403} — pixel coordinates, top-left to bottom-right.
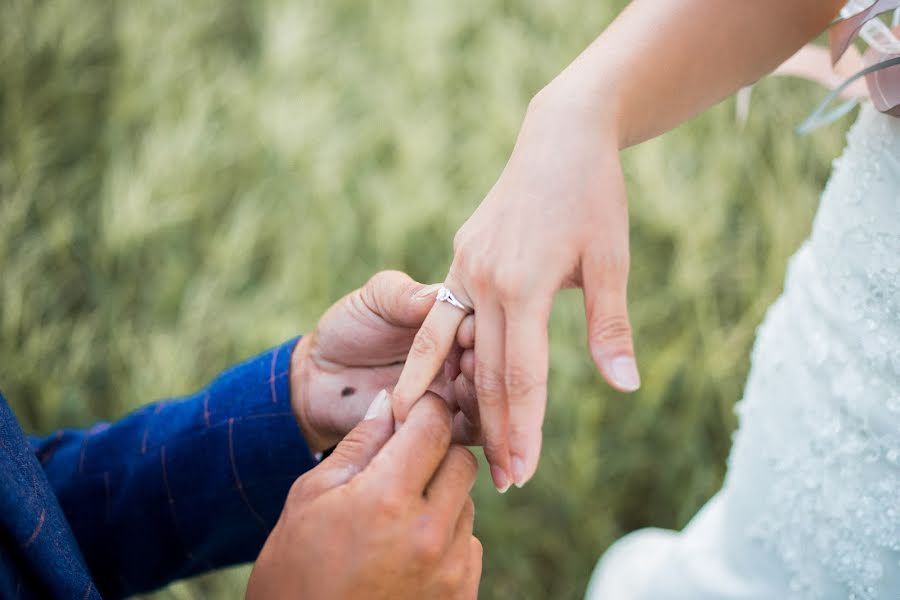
{"left": 436, "top": 286, "right": 474, "bottom": 314}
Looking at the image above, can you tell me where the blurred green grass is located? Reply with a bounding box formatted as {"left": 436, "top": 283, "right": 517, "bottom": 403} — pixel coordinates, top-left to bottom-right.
{"left": 0, "top": 1, "right": 850, "bottom": 598}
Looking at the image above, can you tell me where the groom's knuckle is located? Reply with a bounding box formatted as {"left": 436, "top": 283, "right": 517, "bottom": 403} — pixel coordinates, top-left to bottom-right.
{"left": 369, "top": 270, "right": 397, "bottom": 303}
{"left": 458, "top": 497, "right": 475, "bottom": 531}
{"left": 449, "top": 446, "right": 478, "bottom": 479}
{"left": 442, "top": 448, "right": 478, "bottom": 489}
{"left": 470, "top": 536, "right": 483, "bottom": 560}
{"left": 382, "top": 289, "right": 406, "bottom": 320}
{"left": 373, "top": 491, "right": 404, "bottom": 519}
{"left": 440, "top": 558, "right": 467, "bottom": 590}
{"left": 366, "top": 269, "right": 389, "bottom": 289}
{"left": 415, "top": 522, "right": 448, "bottom": 563}
{"left": 589, "top": 314, "right": 632, "bottom": 346}
{"left": 419, "top": 414, "right": 452, "bottom": 447}
{"left": 283, "top": 473, "right": 317, "bottom": 512}
{"left": 285, "top": 476, "right": 307, "bottom": 506}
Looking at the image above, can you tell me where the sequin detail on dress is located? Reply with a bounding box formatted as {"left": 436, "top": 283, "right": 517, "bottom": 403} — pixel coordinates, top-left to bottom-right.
{"left": 739, "top": 103, "right": 900, "bottom": 600}
{"left": 587, "top": 104, "right": 900, "bottom": 600}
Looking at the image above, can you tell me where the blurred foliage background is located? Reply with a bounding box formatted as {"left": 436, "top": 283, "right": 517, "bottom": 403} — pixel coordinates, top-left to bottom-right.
{"left": 0, "top": 1, "right": 850, "bottom": 598}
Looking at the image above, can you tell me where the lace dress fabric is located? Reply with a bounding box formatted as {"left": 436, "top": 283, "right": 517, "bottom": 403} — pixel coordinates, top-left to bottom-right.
{"left": 586, "top": 104, "right": 900, "bottom": 600}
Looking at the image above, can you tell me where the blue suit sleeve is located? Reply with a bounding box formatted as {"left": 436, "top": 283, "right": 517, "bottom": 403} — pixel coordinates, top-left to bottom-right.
{"left": 28, "top": 338, "right": 316, "bottom": 599}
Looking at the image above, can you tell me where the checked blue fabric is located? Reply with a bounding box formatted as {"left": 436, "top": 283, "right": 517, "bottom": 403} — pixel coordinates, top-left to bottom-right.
{"left": 0, "top": 338, "right": 317, "bottom": 599}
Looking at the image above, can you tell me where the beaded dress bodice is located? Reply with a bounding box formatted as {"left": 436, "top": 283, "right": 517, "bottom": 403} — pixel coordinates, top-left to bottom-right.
{"left": 732, "top": 103, "right": 900, "bottom": 599}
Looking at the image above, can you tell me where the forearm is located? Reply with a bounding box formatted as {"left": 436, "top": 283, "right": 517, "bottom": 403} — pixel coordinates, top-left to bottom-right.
{"left": 34, "top": 338, "right": 316, "bottom": 598}
{"left": 538, "top": 0, "right": 845, "bottom": 148}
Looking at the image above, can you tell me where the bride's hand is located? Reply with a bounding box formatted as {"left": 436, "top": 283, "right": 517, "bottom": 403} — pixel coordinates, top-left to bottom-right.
{"left": 390, "top": 0, "right": 840, "bottom": 492}
{"left": 392, "top": 87, "right": 638, "bottom": 492}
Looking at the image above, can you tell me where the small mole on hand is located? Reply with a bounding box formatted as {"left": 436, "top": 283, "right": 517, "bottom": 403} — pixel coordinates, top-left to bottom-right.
{"left": 341, "top": 386, "right": 357, "bottom": 397}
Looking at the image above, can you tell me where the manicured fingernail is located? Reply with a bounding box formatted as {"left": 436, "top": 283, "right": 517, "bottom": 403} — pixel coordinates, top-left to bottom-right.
{"left": 414, "top": 283, "right": 442, "bottom": 300}
{"left": 490, "top": 464, "right": 510, "bottom": 493}
{"left": 607, "top": 356, "right": 641, "bottom": 392}
{"left": 364, "top": 389, "right": 390, "bottom": 421}
{"left": 511, "top": 456, "right": 527, "bottom": 488}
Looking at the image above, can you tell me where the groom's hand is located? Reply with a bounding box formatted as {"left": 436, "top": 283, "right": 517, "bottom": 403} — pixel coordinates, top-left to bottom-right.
{"left": 291, "top": 270, "right": 480, "bottom": 454}
{"left": 246, "top": 391, "right": 483, "bottom": 600}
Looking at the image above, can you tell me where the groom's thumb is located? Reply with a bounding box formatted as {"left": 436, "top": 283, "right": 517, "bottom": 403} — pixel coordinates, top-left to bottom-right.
{"left": 292, "top": 390, "right": 394, "bottom": 503}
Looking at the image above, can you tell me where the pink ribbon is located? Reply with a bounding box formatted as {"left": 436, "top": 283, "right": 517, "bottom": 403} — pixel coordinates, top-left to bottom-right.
{"left": 862, "top": 46, "right": 900, "bottom": 116}
{"left": 829, "top": 0, "right": 900, "bottom": 117}
{"left": 829, "top": 0, "right": 900, "bottom": 63}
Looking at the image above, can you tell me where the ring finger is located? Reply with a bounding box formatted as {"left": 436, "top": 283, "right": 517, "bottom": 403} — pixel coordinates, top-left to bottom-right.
{"left": 392, "top": 278, "right": 474, "bottom": 423}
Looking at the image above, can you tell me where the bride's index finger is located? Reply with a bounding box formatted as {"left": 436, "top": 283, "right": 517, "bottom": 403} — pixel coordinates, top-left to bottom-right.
{"left": 392, "top": 299, "right": 468, "bottom": 423}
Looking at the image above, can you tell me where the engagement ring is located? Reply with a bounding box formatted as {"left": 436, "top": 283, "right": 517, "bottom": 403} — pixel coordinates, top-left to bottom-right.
{"left": 436, "top": 286, "right": 474, "bottom": 314}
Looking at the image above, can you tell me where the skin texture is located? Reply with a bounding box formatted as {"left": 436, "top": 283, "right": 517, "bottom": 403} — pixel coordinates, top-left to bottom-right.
{"left": 390, "top": 0, "right": 847, "bottom": 492}
{"left": 246, "top": 393, "right": 482, "bottom": 600}
{"left": 290, "top": 270, "right": 480, "bottom": 454}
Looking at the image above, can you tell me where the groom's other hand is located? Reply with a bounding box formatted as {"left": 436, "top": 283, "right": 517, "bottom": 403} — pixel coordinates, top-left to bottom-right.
{"left": 291, "top": 270, "right": 481, "bottom": 454}
{"left": 246, "top": 391, "right": 482, "bottom": 600}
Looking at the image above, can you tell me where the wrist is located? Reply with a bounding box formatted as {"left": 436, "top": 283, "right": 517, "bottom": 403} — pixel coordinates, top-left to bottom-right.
{"left": 531, "top": 80, "right": 625, "bottom": 148}
{"left": 531, "top": 42, "right": 639, "bottom": 149}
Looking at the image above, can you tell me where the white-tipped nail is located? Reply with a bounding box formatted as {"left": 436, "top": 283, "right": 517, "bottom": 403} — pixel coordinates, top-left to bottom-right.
{"left": 607, "top": 356, "right": 641, "bottom": 392}
{"left": 414, "top": 283, "right": 442, "bottom": 300}
{"left": 490, "top": 464, "right": 510, "bottom": 493}
{"left": 511, "top": 456, "right": 527, "bottom": 488}
{"left": 364, "top": 389, "right": 390, "bottom": 421}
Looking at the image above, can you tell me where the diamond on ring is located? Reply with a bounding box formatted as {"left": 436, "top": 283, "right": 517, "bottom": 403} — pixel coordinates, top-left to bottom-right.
{"left": 437, "top": 286, "right": 474, "bottom": 314}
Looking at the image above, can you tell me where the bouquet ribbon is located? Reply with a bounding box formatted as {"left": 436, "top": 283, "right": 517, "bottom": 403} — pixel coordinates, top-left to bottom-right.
{"left": 780, "top": 1, "right": 900, "bottom": 131}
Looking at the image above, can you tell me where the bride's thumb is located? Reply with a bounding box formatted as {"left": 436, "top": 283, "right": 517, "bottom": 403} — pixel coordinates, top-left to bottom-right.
{"left": 582, "top": 247, "right": 640, "bottom": 393}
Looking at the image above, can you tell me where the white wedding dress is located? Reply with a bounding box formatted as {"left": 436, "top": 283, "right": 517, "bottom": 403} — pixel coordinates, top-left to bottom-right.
{"left": 586, "top": 104, "right": 900, "bottom": 599}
